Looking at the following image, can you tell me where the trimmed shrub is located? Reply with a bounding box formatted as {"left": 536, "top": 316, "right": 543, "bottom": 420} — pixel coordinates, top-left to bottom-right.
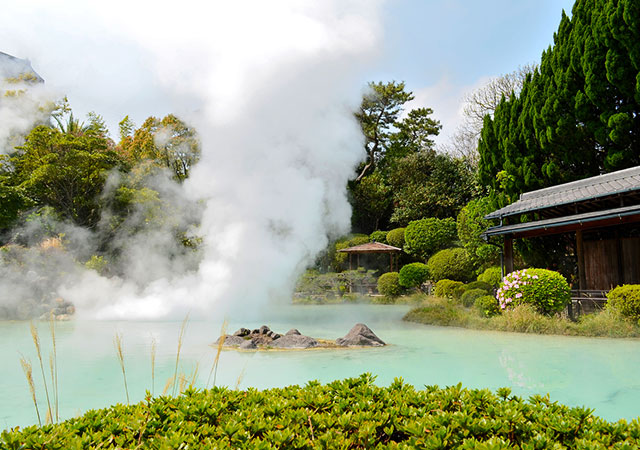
{"left": 461, "top": 288, "right": 487, "bottom": 308}
{"left": 398, "top": 262, "right": 429, "bottom": 288}
{"left": 475, "top": 294, "right": 500, "bottom": 317}
{"left": 478, "top": 266, "right": 503, "bottom": 288}
{"left": 404, "top": 217, "right": 457, "bottom": 261}
{"left": 377, "top": 272, "right": 403, "bottom": 297}
{"left": 427, "top": 248, "right": 474, "bottom": 282}
{"left": 496, "top": 268, "right": 570, "bottom": 315}
{"left": 386, "top": 227, "right": 405, "bottom": 248}
{"left": 369, "top": 230, "right": 388, "bottom": 244}
{"left": 607, "top": 285, "right": 640, "bottom": 322}
{"left": 465, "top": 280, "right": 492, "bottom": 293}
{"left": 434, "top": 279, "right": 464, "bottom": 299}
{"left": 453, "top": 285, "right": 467, "bottom": 301}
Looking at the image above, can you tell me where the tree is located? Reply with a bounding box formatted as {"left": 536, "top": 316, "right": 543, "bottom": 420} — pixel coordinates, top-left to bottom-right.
{"left": 348, "top": 171, "right": 392, "bottom": 232}
{"left": 118, "top": 114, "right": 200, "bottom": 181}
{"left": 404, "top": 217, "right": 457, "bottom": 262}
{"left": 9, "top": 124, "right": 122, "bottom": 227}
{"left": 478, "top": 0, "right": 640, "bottom": 206}
{"left": 456, "top": 196, "right": 500, "bottom": 271}
{"left": 354, "top": 81, "right": 414, "bottom": 181}
{"left": 388, "top": 151, "right": 477, "bottom": 225}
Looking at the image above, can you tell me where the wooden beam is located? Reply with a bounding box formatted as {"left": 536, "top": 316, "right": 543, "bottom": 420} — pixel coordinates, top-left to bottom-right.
{"left": 504, "top": 237, "right": 514, "bottom": 274}
{"left": 576, "top": 229, "right": 586, "bottom": 290}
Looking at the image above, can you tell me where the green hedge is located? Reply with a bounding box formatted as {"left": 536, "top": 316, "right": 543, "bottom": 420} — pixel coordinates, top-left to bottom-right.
{"left": 607, "top": 284, "right": 640, "bottom": 322}
{"left": 4, "top": 374, "right": 639, "bottom": 448}
{"left": 464, "top": 280, "right": 492, "bottom": 293}
{"left": 386, "top": 227, "right": 405, "bottom": 249}
{"left": 377, "top": 272, "right": 403, "bottom": 297}
{"left": 497, "top": 269, "right": 570, "bottom": 315}
{"left": 369, "top": 230, "right": 388, "bottom": 244}
{"left": 475, "top": 294, "right": 500, "bottom": 317}
{"left": 404, "top": 217, "right": 457, "bottom": 261}
{"left": 461, "top": 288, "right": 487, "bottom": 308}
{"left": 427, "top": 248, "right": 474, "bottom": 282}
{"left": 398, "top": 262, "right": 429, "bottom": 288}
{"left": 477, "top": 266, "right": 503, "bottom": 288}
{"left": 434, "top": 279, "right": 464, "bottom": 299}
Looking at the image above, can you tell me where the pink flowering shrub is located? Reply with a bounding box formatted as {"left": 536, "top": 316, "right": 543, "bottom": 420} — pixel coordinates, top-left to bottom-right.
{"left": 496, "top": 268, "right": 570, "bottom": 315}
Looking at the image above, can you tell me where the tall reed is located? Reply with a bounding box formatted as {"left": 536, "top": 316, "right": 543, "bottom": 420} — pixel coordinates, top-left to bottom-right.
{"left": 20, "top": 357, "right": 41, "bottom": 427}
{"left": 171, "top": 315, "right": 189, "bottom": 397}
{"left": 49, "top": 314, "right": 59, "bottom": 422}
{"left": 206, "top": 319, "right": 228, "bottom": 389}
{"left": 30, "top": 322, "right": 52, "bottom": 423}
{"left": 150, "top": 337, "right": 157, "bottom": 396}
{"left": 114, "top": 333, "right": 130, "bottom": 404}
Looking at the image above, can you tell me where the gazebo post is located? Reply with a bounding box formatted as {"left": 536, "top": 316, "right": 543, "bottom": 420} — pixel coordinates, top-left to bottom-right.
{"left": 349, "top": 254, "right": 352, "bottom": 270}
{"left": 504, "top": 236, "right": 514, "bottom": 274}
{"left": 389, "top": 253, "right": 393, "bottom": 272}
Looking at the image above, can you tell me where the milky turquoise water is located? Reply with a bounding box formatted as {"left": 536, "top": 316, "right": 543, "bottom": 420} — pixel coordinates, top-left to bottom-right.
{"left": 2, "top": 304, "right": 640, "bottom": 429}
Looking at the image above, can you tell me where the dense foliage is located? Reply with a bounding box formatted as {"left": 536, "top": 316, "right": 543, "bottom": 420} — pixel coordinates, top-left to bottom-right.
{"left": 478, "top": 0, "right": 640, "bottom": 207}
{"left": 369, "top": 230, "right": 388, "bottom": 244}
{"left": 427, "top": 248, "right": 474, "bottom": 282}
{"left": 607, "top": 284, "right": 640, "bottom": 322}
{"left": 497, "top": 269, "right": 570, "bottom": 315}
{"left": 5, "top": 374, "right": 640, "bottom": 448}
{"left": 456, "top": 197, "right": 499, "bottom": 270}
{"left": 398, "top": 262, "right": 429, "bottom": 288}
{"left": 404, "top": 217, "right": 457, "bottom": 262}
{"left": 377, "top": 272, "right": 403, "bottom": 298}
{"left": 475, "top": 294, "right": 501, "bottom": 317}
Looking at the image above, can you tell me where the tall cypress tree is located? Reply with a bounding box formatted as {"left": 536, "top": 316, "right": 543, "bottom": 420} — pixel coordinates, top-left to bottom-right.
{"left": 479, "top": 0, "right": 640, "bottom": 207}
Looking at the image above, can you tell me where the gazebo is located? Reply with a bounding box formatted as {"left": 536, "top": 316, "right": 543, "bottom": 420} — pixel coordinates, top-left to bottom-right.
{"left": 337, "top": 242, "right": 402, "bottom": 272}
{"left": 483, "top": 165, "right": 640, "bottom": 314}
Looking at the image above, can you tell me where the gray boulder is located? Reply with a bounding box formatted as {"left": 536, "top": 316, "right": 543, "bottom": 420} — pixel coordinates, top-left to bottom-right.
{"left": 285, "top": 328, "right": 301, "bottom": 336}
{"left": 259, "top": 325, "right": 270, "bottom": 334}
{"left": 270, "top": 334, "right": 318, "bottom": 349}
{"left": 239, "top": 339, "right": 257, "bottom": 350}
{"left": 336, "top": 323, "right": 385, "bottom": 347}
{"left": 216, "top": 335, "right": 245, "bottom": 347}
{"left": 233, "top": 328, "right": 250, "bottom": 337}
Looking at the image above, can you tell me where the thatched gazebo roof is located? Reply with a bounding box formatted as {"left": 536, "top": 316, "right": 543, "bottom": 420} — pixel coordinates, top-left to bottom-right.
{"left": 337, "top": 242, "right": 402, "bottom": 271}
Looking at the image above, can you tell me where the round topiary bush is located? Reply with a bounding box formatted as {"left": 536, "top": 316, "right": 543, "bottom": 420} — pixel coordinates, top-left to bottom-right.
{"left": 369, "top": 230, "right": 388, "bottom": 244}
{"left": 475, "top": 295, "right": 500, "bottom": 317}
{"left": 434, "top": 279, "right": 464, "bottom": 299}
{"left": 377, "top": 272, "right": 403, "bottom": 297}
{"left": 404, "top": 218, "right": 457, "bottom": 261}
{"left": 478, "top": 267, "right": 503, "bottom": 288}
{"left": 496, "top": 268, "right": 570, "bottom": 315}
{"left": 398, "top": 262, "right": 429, "bottom": 288}
{"left": 606, "top": 285, "right": 640, "bottom": 322}
{"left": 465, "top": 280, "right": 492, "bottom": 293}
{"left": 427, "top": 248, "right": 474, "bottom": 282}
{"left": 386, "top": 227, "right": 405, "bottom": 249}
{"left": 461, "top": 288, "right": 487, "bottom": 308}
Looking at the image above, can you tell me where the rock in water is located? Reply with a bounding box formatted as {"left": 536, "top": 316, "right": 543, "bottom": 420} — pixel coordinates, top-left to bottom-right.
{"left": 233, "top": 328, "right": 250, "bottom": 337}
{"left": 336, "top": 323, "right": 385, "bottom": 347}
{"left": 216, "top": 335, "right": 245, "bottom": 347}
{"left": 270, "top": 334, "right": 318, "bottom": 349}
{"left": 285, "top": 328, "right": 301, "bottom": 336}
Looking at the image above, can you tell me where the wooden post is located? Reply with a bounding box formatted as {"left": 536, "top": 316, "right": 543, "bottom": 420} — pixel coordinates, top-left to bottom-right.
{"left": 504, "top": 237, "right": 514, "bottom": 274}
{"left": 576, "top": 229, "right": 586, "bottom": 290}
{"left": 357, "top": 253, "right": 360, "bottom": 270}
{"left": 389, "top": 253, "right": 393, "bottom": 272}
{"left": 349, "top": 253, "right": 352, "bottom": 270}
{"left": 616, "top": 230, "right": 624, "bottom": 285}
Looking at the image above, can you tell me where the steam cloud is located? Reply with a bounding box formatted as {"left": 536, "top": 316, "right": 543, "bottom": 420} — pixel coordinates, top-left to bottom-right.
{"left": 0, "top": 1, "right": 383, "bottom": 320}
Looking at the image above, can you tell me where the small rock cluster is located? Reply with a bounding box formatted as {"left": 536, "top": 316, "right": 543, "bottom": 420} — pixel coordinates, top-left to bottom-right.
{"left": 216, "top": 323, "right": 385, "bottom": 350}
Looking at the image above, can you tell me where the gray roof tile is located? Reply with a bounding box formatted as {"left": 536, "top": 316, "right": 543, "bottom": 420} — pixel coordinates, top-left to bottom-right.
{"left": 485, "top": 165, "right": 640, "bottom": 219}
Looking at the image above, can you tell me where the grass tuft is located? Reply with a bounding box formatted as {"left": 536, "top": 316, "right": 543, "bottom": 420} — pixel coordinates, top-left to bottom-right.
{"left": 20, "top": 356, "right": 41, "bottom": 427}
{"left": 114, "top": 333, "right": 130, "bottom": 404}
{"left": 30, "top": 322, "right": 53, "bottom": 423}
{"left": 207, "top": 319, "right": 227, "bottom": 389}
{"left": 172, "top": 315, "right": 189, "bottom": 397}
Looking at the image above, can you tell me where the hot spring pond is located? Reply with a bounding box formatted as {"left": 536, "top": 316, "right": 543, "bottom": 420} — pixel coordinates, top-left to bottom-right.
{"left": 2, "top": 304, "right": 640, "bottom": 429}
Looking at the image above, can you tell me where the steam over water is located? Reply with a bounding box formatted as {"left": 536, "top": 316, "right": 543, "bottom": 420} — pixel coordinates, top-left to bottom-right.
{"left": 0, "top": 1, "right": 384, "bottom": 319}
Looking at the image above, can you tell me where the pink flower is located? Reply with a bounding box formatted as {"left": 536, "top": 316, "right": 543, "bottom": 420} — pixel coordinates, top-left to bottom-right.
{"left": 515, "top": 293, "right": 523, "bottom": 298}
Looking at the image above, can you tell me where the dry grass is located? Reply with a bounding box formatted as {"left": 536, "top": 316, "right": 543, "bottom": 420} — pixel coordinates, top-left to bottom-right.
{"left": 39, "top": 237, "right": 64, "bottom": 251}
{"left": 207, "top": 319, "right": 228, "bottom": 389}
{"left": 30, "top": 322, "right": 52, "bottom": 423}
{"left": 20, "top": 356, "right": 41, "bottom": 427}
{"left": 114, "top": 333, "right": 130, "bottom": 404}
{"left": 150, "top": 337, "right": 157, "bottom": 396}
{"left": 49, "top": 313, "right": 59, "bottom": 422}
{"left": 172, "top": 315, "right": 189, "bottom": 397}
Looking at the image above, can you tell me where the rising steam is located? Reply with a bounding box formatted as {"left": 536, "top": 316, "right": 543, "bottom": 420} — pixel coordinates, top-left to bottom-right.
{"left": 0, "top": 1, "right": 383, "bottom": 320}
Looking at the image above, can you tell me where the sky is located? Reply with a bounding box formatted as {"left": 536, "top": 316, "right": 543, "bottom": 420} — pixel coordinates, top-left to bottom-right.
{"left": 0, "top": 0, "right": 574, "bottom": 147}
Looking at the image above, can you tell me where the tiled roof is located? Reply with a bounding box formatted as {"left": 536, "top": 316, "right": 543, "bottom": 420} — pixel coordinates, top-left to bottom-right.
{"left": 485, "top": 166, "right": 640, "bottom": 220}
{"left": 337, "top": 242, "right": 402, "bottom": 253}
{"left": 0, "top": 51, "right": 44, "bottom": 83}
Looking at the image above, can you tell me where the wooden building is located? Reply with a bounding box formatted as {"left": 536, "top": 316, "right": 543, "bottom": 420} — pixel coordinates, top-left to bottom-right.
{"left": 483, "top": 166, "right": 640, "bottom": 310}
{"left": 337, "top": 242, "right": 402, "bottom": 272}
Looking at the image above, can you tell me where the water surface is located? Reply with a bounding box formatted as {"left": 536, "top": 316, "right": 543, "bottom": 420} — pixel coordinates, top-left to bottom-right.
{"left": 2, "top": 304, "right": 639, "bottom": 429}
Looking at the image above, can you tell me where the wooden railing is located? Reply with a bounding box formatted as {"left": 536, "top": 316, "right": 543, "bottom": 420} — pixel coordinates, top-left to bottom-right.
{"left": 569, "top": 289, "right": 608, "bottom": 318}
